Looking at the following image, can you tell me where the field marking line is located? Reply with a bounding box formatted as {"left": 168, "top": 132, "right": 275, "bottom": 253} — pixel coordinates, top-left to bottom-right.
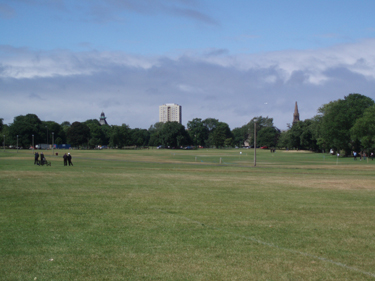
{"left": 153, "top": 208, "right": 375, "bottom": 279}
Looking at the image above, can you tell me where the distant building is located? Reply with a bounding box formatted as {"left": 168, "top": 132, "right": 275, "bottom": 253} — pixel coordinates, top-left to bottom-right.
{"left": 99, "top": 112, "right": 108, "bottom": 125}
{"left": 159, "top": 103, "right": 182, "bottom": 124}
{"left": 292, "top": 102, "right": 300, "bottom": 125}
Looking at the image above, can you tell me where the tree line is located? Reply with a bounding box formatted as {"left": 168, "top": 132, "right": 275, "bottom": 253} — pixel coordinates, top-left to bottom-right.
{"left": 1, "top": 93, "right": 374, "bottom": 154}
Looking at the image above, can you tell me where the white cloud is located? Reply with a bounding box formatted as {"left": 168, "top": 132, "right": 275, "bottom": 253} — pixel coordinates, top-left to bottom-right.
{"left": 1, "top": 39, "right": 375, "bottom": 130}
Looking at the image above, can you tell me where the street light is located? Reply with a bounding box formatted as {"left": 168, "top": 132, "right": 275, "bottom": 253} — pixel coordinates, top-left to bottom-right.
{"left": 45, "top": 126, "right": 48, "bottom": 148}
{"left": 3, "top": 135, "right": 4, "bottom": 152}
{"left": 52, "top": 132, "right": 54, "bottom": 155}
{"left": 17, "top": 135, "right": 18, "bottom": 153}
{"left": 254, "top": 121, "right": 257, "bottom": 167}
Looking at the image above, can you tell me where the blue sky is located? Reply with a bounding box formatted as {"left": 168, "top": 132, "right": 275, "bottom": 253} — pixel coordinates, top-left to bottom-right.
{"left": 1, "top": 0, "right": 375, "bottom": 130}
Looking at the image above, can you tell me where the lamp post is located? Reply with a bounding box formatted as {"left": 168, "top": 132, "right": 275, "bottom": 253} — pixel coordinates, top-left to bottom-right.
{"left": 52, "top": 132, "right": 54, "bottom": 155}
{"left": 45, "top": 126, "right": 48, "bottom": 148}
{"left": 17, "top": 135, "right": 18, "bottom": 153}
{"left": 32, "top": 134, "right": 34, "bottom": 154}
{"left": 254, "top": 121, "right": 257, "bottom": 167}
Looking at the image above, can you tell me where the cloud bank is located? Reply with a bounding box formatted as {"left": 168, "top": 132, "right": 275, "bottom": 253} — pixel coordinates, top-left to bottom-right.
{"left": 1, "top": 39, "right": 375, "bottom": 130}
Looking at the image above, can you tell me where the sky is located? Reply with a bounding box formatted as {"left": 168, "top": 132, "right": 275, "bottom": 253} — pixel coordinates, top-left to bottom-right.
{"left": 1, "top": 0, "right": 375, "bottom": 130}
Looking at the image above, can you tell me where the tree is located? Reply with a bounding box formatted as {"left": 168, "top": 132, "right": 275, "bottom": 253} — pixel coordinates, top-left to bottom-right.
{"left": 0, "top": 118, "right": 3, "bottom": 133}
{"left": 8, "top": 114, "right": 43, "bottom": 148}
{"left": 84, "top": 119, "right": 106, "bottom": 147}
{"left": 350, "top": 105, "right": 375, "bottom": 152}
{"left": 232, "top": 126, "right": 248, "bottom": 147}
{"left": 187, "top": 118, "right": 209, "bottom": 146}
{"left": 211, "top": 122, "right": 232, "bottom": 148}
{"left": 130, "top": 128, "right": 150, "bottom": 146}
{"left": 67, "top": 122, "right": 91, "bottom": 147}
{"left": 148, "top": 122, "right": 165, "bottom": 146}
{"left": 257, "top": 126, "right": 279, "bottom": 148}
{"left": 158, "top": 122, "right": 189, "bottom": 147}
{"left": 246, "top": 116, "right": 279, "bottom": 147}
{"left": 285, "top": 119, "right": 318, "bottom": 150}
{"left": 109, "top": 124, "right": 131, "bottom": 148}
{"left": 318, "top": 94, "right": 374, "bottom": 154}
{"left": 202, "top": 118, "right": 220, "bottom": 147}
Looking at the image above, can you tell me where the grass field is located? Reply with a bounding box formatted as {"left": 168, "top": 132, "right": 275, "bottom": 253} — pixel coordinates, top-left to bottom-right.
{"left": 1, "top": 148, "right": 375, "bottom": 280}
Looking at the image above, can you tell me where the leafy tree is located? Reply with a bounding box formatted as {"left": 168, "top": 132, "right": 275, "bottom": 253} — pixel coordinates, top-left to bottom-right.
{"left": 8, "top": 114, "right": 43, "bottom": 147}
{"left": 148, "top": 122, "right": 165, "bottom": 146}
{"left": 42, "top": 121, "right": 65, "bottom": 145}
{"left": 67, "top": 122, "right": 91, "bottom": 147}
{"left": 232, "top": 126, "right": 248, "bottom": 147}
{"left": 158, "top": 122, "right": 189, "bottom": 147}
{"left": 285, "top": 119, "right": 318, "bottom": 150}
{"left": 130, "top": 128, "right": 150, "bottom": 146}
{"left": 246, "top": 116, "right": 279, "bottom": 147}
{"left": 318, "top": 93, "right": 374, "bottom": 154}
{"left": 61, "top": 121, "right": 71, "bottom": 136}
{"left": 257, "top": 126, "right": 279, "bottom": 147}
{"left": 211, "top": 122, "right": 232, "bottom": 148}
{"left": 109, "top": 124, "right": 131, "bottom": 148}
{"left": 84, "top": 119, "right": 106, "bottom": 147}
{"left": 350, "top": 105, "right": 375, "bottom": 152}
{"left": 187, "top": 118, "right": 209, "bottom": 146}
{"left": 0, "top": 118, "right": 3, "bottom": 132}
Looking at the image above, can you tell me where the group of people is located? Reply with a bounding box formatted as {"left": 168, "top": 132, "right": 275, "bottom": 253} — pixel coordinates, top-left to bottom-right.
{"left": 63, "top": 153, "right": 73, "bottom": 166}
{"left": 33, "top": 151, "right": 73, "bottom": 166}
{"left": 353, "top": 151, "right": 374, "bottom": 161}
{"left": 34, "top": 151, "right": 46, "bottom": 165}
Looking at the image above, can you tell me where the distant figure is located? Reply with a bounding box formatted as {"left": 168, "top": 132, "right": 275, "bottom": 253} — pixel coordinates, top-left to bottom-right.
{"left": 67, "top": 153, "right": 73, "bottom": 166}
{"left": 63, "top": 153, "right": 68, "bottom": 166}
{"left": 353, "top": 151, "right": 357, "bottom": 160}
{"left": 40, "top": 152, "right": 45, "bottom": 165}
{"left": 34, "top": 152, "right": 39, "bottom": 164}
{"left": 371, "top": 152, "right": 374, "bottom": 160}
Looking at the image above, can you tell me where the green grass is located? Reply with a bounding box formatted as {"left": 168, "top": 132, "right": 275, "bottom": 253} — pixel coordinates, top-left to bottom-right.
{"left": 1, "top": 149, "right": 375, "bottom": 280}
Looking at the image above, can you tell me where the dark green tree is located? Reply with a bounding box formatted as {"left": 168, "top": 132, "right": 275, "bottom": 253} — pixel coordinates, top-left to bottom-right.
{"left": 158, "top": 122, "right": 189, "bottom": 147}
{"left": 187, "top": 118, "right": 209, "bottom": 147}
{"left": 67, "top": 122, "right": 91, "bottom": 147}
{"left": 350, "top": 105, "right": 375, "bottom": 152}
{"left": 211, "top": 122, "right": 232, "bottom": 148}
{"left": 84, "top": 119, "right": 106, "bottom": 147}
{"left": 8, "top": 114, "right": 43, "bottom": 148}
{"left": 246, "top": 116, "right": 279, "bottom": 147}
{"left": 109, "top": 124, "right": 131, "bottom": 148}
{"left": 318, "top": 93, "right": 374, "bottom": 154}
{"left": 232, "top": 126, "right": 248, "bottom": 147}
{"left": 130, "top": 128, "right": 150, "bottom": 146}
{"left": 148, "top": 122, "right": 165, "bottom": 146}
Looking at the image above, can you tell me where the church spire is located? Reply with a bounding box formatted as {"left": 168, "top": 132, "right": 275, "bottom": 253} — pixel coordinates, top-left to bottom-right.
{"left": 293, "top": 102, "right": 300, "bottom": 125}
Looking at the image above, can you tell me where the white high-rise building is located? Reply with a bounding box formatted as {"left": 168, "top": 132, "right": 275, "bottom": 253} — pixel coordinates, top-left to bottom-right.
{"left": 159, "top": 103, "right": 182, "bottom": 124}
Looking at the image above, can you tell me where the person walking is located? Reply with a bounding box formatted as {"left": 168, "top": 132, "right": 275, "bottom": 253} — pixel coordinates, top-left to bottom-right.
{"left": 371, "top": 152, "right": 374, "bottom": 161}
{"left": 353, "top": 151, "right": 357, "bottom": 160}
{"left": 67, "top": 153, "right": 73, "bottom": 166}
{"left": 34, "top": 151, "right": 39, "bottom": 165}
{"left": 63, "top": 153, "right": 68, "bottom": 166}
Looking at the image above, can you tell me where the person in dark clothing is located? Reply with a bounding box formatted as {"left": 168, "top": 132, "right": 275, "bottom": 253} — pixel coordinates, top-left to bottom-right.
{"left": 63, "top": 153, "right": 68, "bottom": 166}
{"left": 40, "top": 152, "right": 45, "bottom": 165}
{"left": 67, "top": 153, "right": 73, "bottom": 166}
{"left": 34, "top": 152, "right": 39, "bottom": 164}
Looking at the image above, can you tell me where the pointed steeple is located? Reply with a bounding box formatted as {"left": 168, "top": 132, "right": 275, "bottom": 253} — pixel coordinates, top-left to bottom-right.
{"left": 293, "top": 102, "right": 300, "bottom": 125}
